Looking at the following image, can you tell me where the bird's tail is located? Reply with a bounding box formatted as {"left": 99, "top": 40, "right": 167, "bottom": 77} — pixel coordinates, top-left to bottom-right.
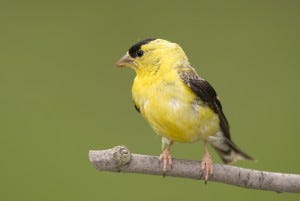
{"left": 207, "top": 132, "right": 254, "bottom": 164}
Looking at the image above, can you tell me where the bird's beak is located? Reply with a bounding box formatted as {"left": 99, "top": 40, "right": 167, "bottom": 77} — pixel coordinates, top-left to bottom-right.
{"left": 115, "top": 52, "right": 135, "bottom": 68}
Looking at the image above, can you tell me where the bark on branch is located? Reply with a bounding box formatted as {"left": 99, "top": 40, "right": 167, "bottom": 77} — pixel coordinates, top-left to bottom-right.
{"left": 89, "top": 145, "right": 300, "bottom": 193}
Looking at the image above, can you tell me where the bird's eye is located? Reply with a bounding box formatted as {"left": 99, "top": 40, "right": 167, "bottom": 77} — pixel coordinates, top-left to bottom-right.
{"left": 136, "top": 49, "right": 144, "bottom": 57}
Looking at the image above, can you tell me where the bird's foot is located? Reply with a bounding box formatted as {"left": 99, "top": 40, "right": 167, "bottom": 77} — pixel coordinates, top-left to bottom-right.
{"left": 159, "top": 149, "right": 172, "bottom": 177}
{"left": 201, "top": 152, "right": 213, "bottom": 183}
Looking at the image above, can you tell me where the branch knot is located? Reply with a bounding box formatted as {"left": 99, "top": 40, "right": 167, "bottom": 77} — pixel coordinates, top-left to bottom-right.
{"left": 112, "top": 145, "right": 132, "bottom": 169}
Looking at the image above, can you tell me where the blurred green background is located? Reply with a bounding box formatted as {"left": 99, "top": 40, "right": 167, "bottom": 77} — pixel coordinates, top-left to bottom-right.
{"left": 1, "top": 0, "right": 300, "bottom": 200}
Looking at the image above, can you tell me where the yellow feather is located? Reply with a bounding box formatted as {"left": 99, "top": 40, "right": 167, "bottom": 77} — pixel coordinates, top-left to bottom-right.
{"left": 131, "top": 40, "right": 220, "bottom": 142}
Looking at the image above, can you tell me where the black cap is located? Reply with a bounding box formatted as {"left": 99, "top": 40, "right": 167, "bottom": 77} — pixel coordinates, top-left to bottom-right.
{"left": 128, "top": 38, "right": 156, "bottom": 58}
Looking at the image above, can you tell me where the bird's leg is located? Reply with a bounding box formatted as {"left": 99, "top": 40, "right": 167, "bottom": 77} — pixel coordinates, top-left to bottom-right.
{"left": 159, "top": 138, "right": 174, "bottom": 176}
{"left": 201, "top": 141, "right": 213, "bottom": 183}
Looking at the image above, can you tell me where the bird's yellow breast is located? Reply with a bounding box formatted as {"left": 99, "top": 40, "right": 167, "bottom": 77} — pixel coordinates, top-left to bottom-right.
{"left": 132, "top": 70, "right": 220, "bottom": 143}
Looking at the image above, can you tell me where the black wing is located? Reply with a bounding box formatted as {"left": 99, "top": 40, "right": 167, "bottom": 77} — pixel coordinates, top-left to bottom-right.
{"left": 179, "top": 69, "right": 231, "bottom": 140}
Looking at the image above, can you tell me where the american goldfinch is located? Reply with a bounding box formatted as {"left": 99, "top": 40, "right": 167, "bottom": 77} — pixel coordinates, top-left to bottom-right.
{"left": 115, "top": 38, "right": 254, "bottom": 181}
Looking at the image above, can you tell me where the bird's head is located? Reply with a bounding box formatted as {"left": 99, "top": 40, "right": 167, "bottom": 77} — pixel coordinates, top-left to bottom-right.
{"left": 115, "top": 38, "right": 189, "bottom": 75}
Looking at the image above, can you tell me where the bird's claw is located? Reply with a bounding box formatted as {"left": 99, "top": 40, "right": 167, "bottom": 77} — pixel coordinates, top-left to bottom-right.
{"left": 201, "top": 153, "right": 213, "bottom": 183}
{"left": 159, "top": 150, "right": 172, "bottom": 176}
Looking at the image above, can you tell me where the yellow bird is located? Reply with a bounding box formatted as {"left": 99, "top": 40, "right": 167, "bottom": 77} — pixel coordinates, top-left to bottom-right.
{"left": 115, "top": 38, "right": 254, "bottom": 181}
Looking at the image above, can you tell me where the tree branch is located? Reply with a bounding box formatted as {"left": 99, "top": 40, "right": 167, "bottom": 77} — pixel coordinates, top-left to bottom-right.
{"left": 89, "top": 145, "right": 300, "bottom": 193}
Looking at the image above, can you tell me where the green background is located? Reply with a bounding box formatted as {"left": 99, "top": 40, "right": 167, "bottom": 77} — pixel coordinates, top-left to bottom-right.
{"left": 1, "top": 0, "right": 299, "bottom": 200}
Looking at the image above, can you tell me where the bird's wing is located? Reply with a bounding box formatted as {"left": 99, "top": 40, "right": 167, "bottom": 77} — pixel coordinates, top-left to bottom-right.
{"left": 179, "top": 68, "right": 231, "bottom": 140}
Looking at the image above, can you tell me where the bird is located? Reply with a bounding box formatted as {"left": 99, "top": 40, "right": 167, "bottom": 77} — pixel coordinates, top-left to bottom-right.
{"left": 115, "top": 38, "right": 254, "bottom": 182}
